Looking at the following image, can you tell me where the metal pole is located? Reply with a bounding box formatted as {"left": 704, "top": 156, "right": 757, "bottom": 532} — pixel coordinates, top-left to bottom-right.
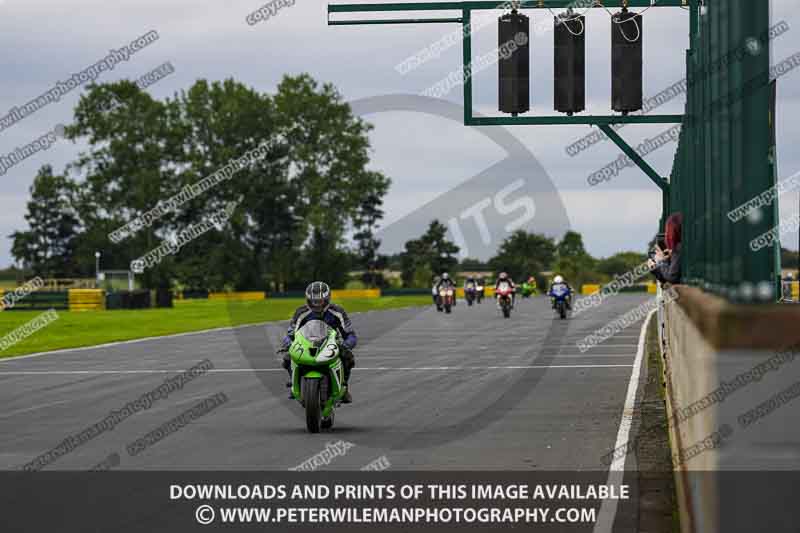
{"left": 94, "top": 251, "right": 101, "bottom": 288}
{"left": 462, "top": 8, "right": 472, "bottom": 125}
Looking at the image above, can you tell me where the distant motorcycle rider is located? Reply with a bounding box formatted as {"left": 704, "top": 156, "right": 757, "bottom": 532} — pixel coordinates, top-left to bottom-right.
{"left": 434, "top": 272, "right": 457, "bottom": 306}
{"left": 464, "top": 276, "right": 477, "bottom": 291}
{"left": 477, "top": 276, "right": 486, "bottom": 301}
{"left": 548, "top": 275, "right": 573, "bottom": 310}
{"left": 495, "top": 272, "right": 516, "bottom": 308}
{"left": 463, "top": 276, "right": 477, "bottom": 303}
{"left": 279, "top": 282, "right": 356, "bottom": 403}
{"left": 431, "top": 275, "right": 441, "bottom": 304}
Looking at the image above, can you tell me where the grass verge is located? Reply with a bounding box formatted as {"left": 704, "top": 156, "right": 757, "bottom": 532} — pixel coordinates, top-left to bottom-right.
{"left": 0, "top": 296, "right": 431, "bottom": 359}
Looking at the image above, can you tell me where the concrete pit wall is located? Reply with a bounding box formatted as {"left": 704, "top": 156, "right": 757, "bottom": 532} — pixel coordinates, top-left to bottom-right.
{"left": 661, "top": 286, "right": 800, "bottom": 533}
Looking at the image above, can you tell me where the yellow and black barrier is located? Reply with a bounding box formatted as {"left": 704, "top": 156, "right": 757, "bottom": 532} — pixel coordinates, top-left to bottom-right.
{"left": 581, "top": 284, "right": 601, "bottom": 295}
{"left": 331, "top": 289, "right": 381, "bottom": 299}
{"left": 455, "top": 288, "right": 495, "bottom": 298}
{"left": 68, "top": 289, "right": 105, "bottom": 311}
{"left": 208, "top": 292, "right": 265, "bottom": 301}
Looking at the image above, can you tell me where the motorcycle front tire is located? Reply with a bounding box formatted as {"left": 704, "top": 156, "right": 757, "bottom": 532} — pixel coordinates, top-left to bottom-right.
{"left": 302, "top": 378, "right": 322, "bottom": 433}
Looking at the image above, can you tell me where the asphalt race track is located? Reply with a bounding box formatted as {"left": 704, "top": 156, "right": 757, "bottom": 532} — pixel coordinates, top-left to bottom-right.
{"left": 0, "top": 295, "right": 653, "bottom": 472}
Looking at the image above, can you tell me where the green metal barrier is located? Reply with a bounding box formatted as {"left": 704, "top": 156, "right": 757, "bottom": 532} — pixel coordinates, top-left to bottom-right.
{"left": 669, "top": 0, "right": 778, "bottom": 301}
{"left": 3, "top": 291, "right": 69, "bottom": 311}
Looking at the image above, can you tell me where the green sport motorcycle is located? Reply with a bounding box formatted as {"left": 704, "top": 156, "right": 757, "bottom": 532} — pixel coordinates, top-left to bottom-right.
{"left": 288, "top": 320, "right": 347, "bottom": 433}
{"left": 520, "top": 280, "right": 538, "bottom": 298}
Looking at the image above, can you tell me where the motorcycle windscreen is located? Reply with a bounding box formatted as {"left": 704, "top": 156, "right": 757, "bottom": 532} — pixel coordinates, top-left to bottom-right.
{"left": 551, "top": 284, "right": 568, "bottom": 297}
{"left": 498, "top": 282, "right": 510, "bottom": 291}
{"left": 297, "top": 320, "right": 331, "bottom": 345}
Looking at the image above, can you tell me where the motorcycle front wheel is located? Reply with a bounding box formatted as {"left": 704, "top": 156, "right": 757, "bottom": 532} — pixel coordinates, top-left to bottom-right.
{"left": 302, "top": 378, "right": 322, "bottom": 433}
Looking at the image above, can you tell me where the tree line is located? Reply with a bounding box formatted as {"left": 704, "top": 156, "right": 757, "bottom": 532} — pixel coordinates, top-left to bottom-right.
{"left": 8, "top": 73, "right": 652, "bottom": 291}
{"left": 10, "top": 74, "right": 389, "bottom": 290}
{"left": 396, "top": 221, "right": 649, "bottom": 289}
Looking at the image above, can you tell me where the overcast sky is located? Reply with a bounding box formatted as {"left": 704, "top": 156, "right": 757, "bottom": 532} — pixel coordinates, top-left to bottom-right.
{"left": 0, "top": 0, "right": 797, "bottom": 266}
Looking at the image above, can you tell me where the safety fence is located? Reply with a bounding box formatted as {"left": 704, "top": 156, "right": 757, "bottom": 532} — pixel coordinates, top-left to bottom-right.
{"left": 0, "top": 289, "right": 173, "bottom": 312}
{"left": 0, "top": 285, "right": 674, "bottom": 310}
{"left": 668, "top": 0, "right": 778, "bottom": 301}
{"left": 0, "top": 291, "right": 70, "bottom": 311}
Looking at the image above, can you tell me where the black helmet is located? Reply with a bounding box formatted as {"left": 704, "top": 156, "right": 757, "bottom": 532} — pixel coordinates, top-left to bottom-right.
{"left": 305, "top": 281, "right": 331, "bottom": 313}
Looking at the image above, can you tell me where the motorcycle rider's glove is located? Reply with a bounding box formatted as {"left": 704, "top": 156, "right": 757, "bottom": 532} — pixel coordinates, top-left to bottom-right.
{"left": 343, "top": 335, "right": 357, "bottom": 351}
{"left": 279, "top": 336, "right": 292, "bottom": 352}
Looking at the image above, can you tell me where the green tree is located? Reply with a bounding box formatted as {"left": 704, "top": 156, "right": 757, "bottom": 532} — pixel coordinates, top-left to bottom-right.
{"left": 460, "top": 257, "right": 489, "bottom": 270}
{"left": 14, "top": 75, "right": 390, "bottom": 291}
{"left": 274, "top": 75, "right": 391, "bottom": 287}
{"left": 552, "top": 231, "right": 598, "bottom": 288}
{"left": 171, "top": 78, "right": 292, "bottom": 290}
{"left": 488, "top": 230, "right": 556, "bottom": 281}
{"left": 353, "top": 181, "right": 389, "bottom": 288}
{"left": 400, "top": 220, "right": 459, "bottom": 287}
{"left": 595, "top": 252, "right": 648, "bottom": 278}
{"left": 10, "top": 165, "right": 80, "bottom": 277}
{"left": 556, "top": 231, "right": 592, "bottom": 264}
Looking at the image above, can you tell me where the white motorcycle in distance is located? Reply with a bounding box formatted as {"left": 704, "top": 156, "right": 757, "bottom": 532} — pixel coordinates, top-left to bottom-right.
{"left": 437, "top": 286, "right": 455, "bottom": 314}
{"left": 496, "top": 281, "right": 514, "bottom": 319}
{"left": 464, "top": 281, "right": 477, "bottom": 306}
{"left": 476, "top": 282, "right": 485, "bottom": 303}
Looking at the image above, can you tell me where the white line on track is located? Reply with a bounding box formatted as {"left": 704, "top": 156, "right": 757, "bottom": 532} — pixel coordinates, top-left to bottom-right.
{"left": 0, "top": 364, "right": 633, "bottom": 376}
{"left": 0, "top": 323, "right": 268, "bottom": 363}
{"left": 537, "top": 354, "right": 634, "bottom": 358}
{"left": 592, "top": 308, "right": 655, "bottom": 533}
{"left": 564, "top": 344, "right": 639, "bottom": 348}
{"left": 0, "top": 399, "right": 74, "bottom": 419}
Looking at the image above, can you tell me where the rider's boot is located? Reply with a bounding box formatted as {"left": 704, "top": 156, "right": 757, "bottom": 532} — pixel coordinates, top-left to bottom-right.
{"left": 342, "top": 363, "right": 353, "bottom": 403}
{"left": 342, "top": 388, "right": 353, "bottom": 403}
{"left": 282, "top": 357, "right": 293, "bottom": 398}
